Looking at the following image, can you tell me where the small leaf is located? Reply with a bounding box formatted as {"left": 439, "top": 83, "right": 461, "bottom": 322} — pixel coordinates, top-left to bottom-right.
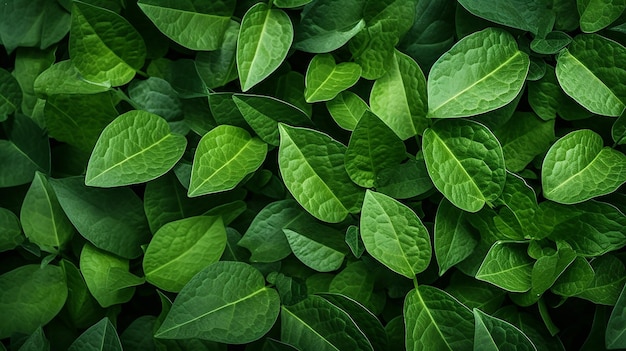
{"left": 85, "top": 111, "right": 187, "bottom": 187}
{"left": 189, "top": 125, "right": 267, "bottom": 197}
{"left": 237, "top": 3, "right": 293, "bottom": 91}
{"left": 0, "top": 208, "right": 23, "bottom": 252}
{"left": 0, "top": 68, "right": 22, "bottom": 121}
{"left": 195, "top": 20, "right": 239, "bottom": 89}
{"left": 360, "top": 190, "right": 431, "bottom": 279}
{"left": 445, "top": 272, "right": 506, "bottom": 314}
{"left": 67, "top": 318, "right": 122, "bottom": 351}
{"left": 428, "top": 28, "right": 529, "bottom": 118}
{"left": 345, "top": 225, "right": 365, "bottom": 259}
{"left": 476, "top": 241, "right": 534, "bottom": 293}
{"left": 33, "top": 60, "right": 111, "bottom": 96}
{"left": 304, "top": 54, "right": 361, "bottom": 103}
{"left": 473, "top": 309, "right": 537, "bottom": 351}
{"left": 375, "top": 157, "right": 434, "bottom": 199}
{"left": 155, "top": 262, "right": 280, "bottom": 344}
{"left": 542, "top": 129, "right": 626, "bottom": 204}
{"left": 576, "top": 254, "right": 626, "bottom": 305}
{"left": 143, "top": 216, "right": 227, "bottom": 292}
{"left": 18, "top": 327, "right": 49, "bottom": 351}
{"left": 283, "top": 227, "right": 345, "bottom": 272}
{"left": 551, "top": 256, "right": 594, "bottom": 296}
{"left": 128, "top": 77, "right": 182, "bottom": 121}
{"left": 435, "top": 198, "right": 478, "bottom": 275}
{"left": 326, "top": 91, "right": 369, "bottom": 131}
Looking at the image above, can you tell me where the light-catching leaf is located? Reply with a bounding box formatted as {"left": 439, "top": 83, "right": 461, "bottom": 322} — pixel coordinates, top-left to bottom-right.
{"left": 457, "top": 0, "right": 551, "bottom": 34}
{"left": 435, "top": 198, "right": 478, "bottom": 275}
{"left": 304, "top": 54, "right": 361, "bottom": 103}
{"left": 67, "top": 317, "right": 122, "bottom": 351}
{"left": 473, "top": 308, "right": 537, "bottom": 351}
{"left": 283, "top": 226, "right": 346, "bottom": 273}
{"left": 607, "top": 283, "right": 626, "bottom": 348}
{"left": 326, "top": 91, "right": 369, "bottom": 131}
{"left": 476, "top": 241, "right": 534, "bottom": 293}
{"left": 576, "top": 254, "right": 626, "bottom": 305}
{"left": 237, "top": 3, "right": 293, "bottom": 91}
{"left": 85, "top": 111, "right": 187, "bottom": 187}
{"left": 189, "top": 125, "right": 267, "bottom": 197}
{"left": 428, "top": 28, "right": 529, "bottom": 118}
{"left": 360, "top": 190, "right": 431, "bottom": 279}
{"left": 542, "top": 129, "right": 626, "bottom": 204}
{"left": 578, "top": 0, "right": 626, "bottom": 33}
{"left": 155, "top": 262, "right": 280, "bottom": 344}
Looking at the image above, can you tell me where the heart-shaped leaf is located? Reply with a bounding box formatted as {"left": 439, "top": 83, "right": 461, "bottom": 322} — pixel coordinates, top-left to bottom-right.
{"left": 304, "top": 54, "right": 361, "bottom": 103}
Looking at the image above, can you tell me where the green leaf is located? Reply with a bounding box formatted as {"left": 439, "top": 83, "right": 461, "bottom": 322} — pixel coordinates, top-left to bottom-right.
{"left": 370, "top": 49, "right": 428, "bottom": 139}
{"left": 375, "top": 156, "right": 434, "bottom": 199}
{"left": 428, "top": 28, "right": 529, "bottom": 118}
{"left": 531, "top": 31, "right": 573, "bottom": 55}
{"left": 493, "top": 173, "right": 540, "bottom": 240}
{"left": 329, "top": 261, "right": 383, "bottom": 314}
{"left": 531, "top": 245, "right": 576, "bottom": 295}
{"left": 473, "top": 308, "right": 537, "bottom": 351}
{"left": 345, "top": 225, "right": 364, "bottom": 258}
{"left": 128, "top": 78, "right": 182, "bottom": 121}
{"left": 189, "top": 125, "right": 267, "bottom": 197}
{"left": 138, "top": 0, "right": 236, "bottom": 51}
{"left": 0, "top": 207, "right": 23, "bottom": 252}
{"left": 20, "top": 172, "right": 73, "bottom": 253}
{"left": 0, "top": 68, "right": 22, "bottom": 121}
{"left": 13, "top": 47, "right": 55, "bottom": 117}
{"left": 0, "top": 264, "right": 67, "bottom": 339}
{"left": 293, "top": 0, "right": 365, "bottom": 53}
{"left": 237, "top": 3, "right": 293, "bottom": 91}
{"left": 494, "top": 112, "right": 555, "bottom": 172}
{"left": 85, "top": 111, "right": 187, "bottom": 187}
{"left": 493, "top": 306, "right": 565, "bottom": 351}
{"left": 195, "top": 20, "right": 240, "bottom": 89}
{"left": 578, "top": 0, "right": 626, "bottom": 33}
{"left": 606, "top": 283, "right": 626, "bottom": 348}
{"left": 435, "top": 198, "right": 479, "bottom": 275}
{"left": 404, "top": 285, "right": 474, "bottom": 351}
{"left": 232, "top": 94, "right": 312, "bottom": 146}
{"left": 542, "top": 129, "right": 626, "bottom": 204}
{"left": 326, "top": 91, "right": 369, "bottom": 131}
{"left": 360, "top": 190, "right": 431, "bottom": 278}
{"left": 283, "top": 225, "right": 346, "bottom": 272}
{"left": 576, "top": 254, "right": 626, "bottom": 305}
{"left": 59, "top": 260, "right": 103, "bottom": 329}
{"left": 278, "top": 124, "right": 364, "bottom": 223}
{"left": 80, "top": 244, "right": 144, "bottom": 308}
{"left": 70, "top": 1, "right": 146, "bottom": 86}
{"left": 345, "top": 111, "right": 407, "bottom": 188}
{"left": 281, "top": 295, "right": 373, "bottom": 351}
{"left": 67, "top": 318, "right": 122, "bottom": 351}
{"left": 304, "top": 54, "right": 361, "bottom": 103}
{"left": 50, "top": 176, "right": 150, "bottom": 259}
{"left": 555, "top": 34, "right": 626, "bottom": 117}
{"left": 143, "top": 216, "right": 227, "bottom": 292}
{"left": 457, "top": 0, "right": 551, "bottom": 34}
{"left": 274, "top": 0, "right": 313, "bottom": 8}
{"left": 33, "top": 60, "right": 111, "bottom": 96}
{"left": 445, "top": 272, "right": 506, "bottom": 314}
{"left": 119, "top": 316, "right": 157, "bottom": 351}
{"left": 18, "top": 327, "right": 49, "bottom": 351}
{"left": 422, "top": 119, "right": 506, "bottom": 212}
{"left": 528, "top": 65, "right": 592, "bottom": 121}
{"left": 155, "top": 261, "right": 280, "bottom": 344}
{"left": 551, "top": 256, "right": 594, "bottom": 296}
{"left": 476, "top": 241, "right": 534, "bottom": 293}
{"left": 348, "top": 22, "right": 396, "bottom": 80}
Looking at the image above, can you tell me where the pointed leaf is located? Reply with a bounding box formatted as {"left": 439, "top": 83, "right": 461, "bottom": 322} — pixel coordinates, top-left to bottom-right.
{"left": 195, "top": 20, "right": 240, "bottom": 89}
{"left": 473, "top": 309, "right": 537, "bottom": 351}
{"left": 435, "top": 198, "right": 479, "bottom": 275}
{"left": 0, "top": 68, "right": 21, "bottom": 121}
{"left": 283, "top": 222, "right": 346, "bottom": 272}
{"left": 476, "top": 241, "right": 534, "bottom": 293}
{"left": 606, "top": 283, "right": 626, "bottom": 348}
{"left": 326, "top": 91, "right": 369, "bottom": 131}
{"left": 576, "top": 254, "right": 626, "bottom": 305}
{"left": 304, "top": 54, "right": 361, "bottom": 103}
{"left": 67, "top": 318, "right": 122, "bottom": 351}
{"left": 578, "top": 0, "right": 626, "bottom": 33}
{"left": 551, "top": 256, "right": 594, "bottom": 296}
{"left": 0, "top": 207, "right": 23, "bottom": 252}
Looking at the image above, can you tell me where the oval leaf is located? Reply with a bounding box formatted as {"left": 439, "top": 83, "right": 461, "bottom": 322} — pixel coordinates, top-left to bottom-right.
{"left": 189, "top": 125, "right": 267, "bottom": 197}
{"left": 283, "top": 222, "right": 346, "bottom": 272}
{"left": 155, "top": 261, "right": 280, "bottom": 344}
{"left": 0, "top": 68, "right": 22, "bottom": 121}
{"left": 304, "top": 54, "right": 361, "bottom": 103}
{"left": 326, "top": 91, "right": 369, "bottom": 131}
{"left": 85, "top": 111, "right": 187, "bottom": 187}
{"left": 476, "top": 241, "right": 534, "bottom": 293}
{"left": 435, "top": 198, "right": 479, "bottom": 276}
{"left": 428, "top": 28, "right": 529, "bottom": 118}
{"left": 542, "top": 129, "right": 626, "bottom": 204}
{"left": 360, "top": 190, "right": 431, "bottom": 279}
{"left": 67, "top": 318, "right": 122, "bottom": 351}
{"left": 473, "top": 308, "right": 537, "bottom": 351}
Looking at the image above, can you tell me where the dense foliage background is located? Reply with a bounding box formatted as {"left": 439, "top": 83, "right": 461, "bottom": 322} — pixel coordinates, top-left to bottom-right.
{"left": 2, "top": 0, "right": 626, "bottom": 350}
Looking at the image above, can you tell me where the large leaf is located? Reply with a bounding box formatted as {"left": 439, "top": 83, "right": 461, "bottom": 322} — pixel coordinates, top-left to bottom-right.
{"left": 360, "top": 190, "right": 431, "bottom": 278}
{"left": 67, "top": 318, "right": 122, "bottom": 351}
{"left": 435, "top": 198, "right": 479, "bottom": 275}
{"left": 189, "top": 125, "right": 267, "bottom": 197}
{"left": 0, "top": 265, "right": 67, "bottom": 339}
{"left": 85, "top": 111, "right": 187, "bottom": 187}
{"left": 70, "top": 1, "right": 146, "bottom": 86}
{"left": 428, "top": 28, "right": 529, "bottom": 118}
{"left": 143, "top": 216, "right": 227, "bottom": 292}
{"left": 33, "top": 60, "right": 111, "bottom": 96}
{"left": 50, "top": 176, "right": 150, "bottom": 259}
{"left": 551, "top": 256, "right": 595, "bottom": 296}
{"left": 542, "top": 129, "right": 626, "bottom": 204}
{"left": 476, "top": 241, "right": 534, "bottom": 293}
{"left": 555, "top": 34, "right": 626, "bottom": 117}
{"left": 237, "top": 3, "right": 293, "bottom": 91}
{"left": 422, "top": 119, "right": 506, "bottom": 212}
{"left": 607, "top": 283, "right": 626, "bottom": 348}
{"left": 281, "top": 295, "right": 373, "bottom": 351}
{"left": 576, "top": 254, "right": 626, "bottom": 305}
{"left": 138, "top": 0, "right": 236, "bottom": 51}
{"left": 473, "top": 309, "right": 537, "bottom": 351}
{"left": 404, "top": 285, "right": 474, "bottom": 351}
{"left": 155, "top": 262, "right": 280, "bottom": 344}
{"left": 304, "top": 54, "right": 361, "bottom": 103}
{"left": 457, "top": 0, "right": 551, "bottom": 34}
{"left": 195, "top": 20, "right": 240, "bottom": 89}
{"left": 278, "top": 124, "right": 364, "bottom": 223}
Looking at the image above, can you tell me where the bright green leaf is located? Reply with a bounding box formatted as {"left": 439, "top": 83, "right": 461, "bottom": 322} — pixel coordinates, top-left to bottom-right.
{"left": 578, "top": 0, "right": 626, "bottom": 33}
{"left": 326, "top": 91, "right": 369, "bottom": 131}
{"left": 476, "top": 241, "right": 534, "bottom": 293}
{"left": 473, "top": 308, "right": 537, "bottom": 351}
{"left": 33, "top": 60, "right": 111, "bottom": 96}
{"left": 283, "top": 227, "right": 346, "bottom": 272}
{"left": 457, "top": 0, "right": 551, "bottom": 34}
{"left": 435, "top": 198, "right": 479, "bottom": 275}
{"left": 576, "top": 254, "right": 626, "bottom": 305}
{"left": 304, "top": 54, "right": 361, "bottom": 103}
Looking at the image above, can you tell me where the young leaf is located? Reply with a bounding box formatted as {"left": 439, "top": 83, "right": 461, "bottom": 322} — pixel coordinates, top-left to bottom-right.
{"left": 370, "top": 49, "right": 428, "bottom": 139}
{"left": 0, "top": 68, "right": 22, "bottom": 121}
{"left": 188, "top": 125, "right": 267, "bottom": 197}
{"left": 237, "top": 3, "right": 293, "bottom": 91}
{"left": 195, "top": 20, "right": 240, "bottom": 89}
{"left": 445, "top": 272, "right": 506, "bottom": 314}
{"left": 329, "top": 261, "right": 382, "bottom": 314}
{"left": 128, "top": 78, "right": 182, "bottom": 121}
{"left": 278, "top": 124, "right": 364, "bottom": 223}
{"left": 345, "top": 225, "right": 365, "bottom": 258}
{"left": 542, "top": 129, "right": 626, "bottom": 204}
{"left": 281, "top": 295, "right": 374, "bottom": 351}
{"left": 80, "top": 244, "right": 144, "bottom": 308}
{"left": 551, "top": 256, "right": 595, "bottom": 296}
{"left": 283, "top": 227, "right": 346, "bottom": 273}
{"left": 606, "top": 283, "right": 626, "bottom": 348}
{"left": 531, "top": 246, "right": 576, "bottom": 295}
{"left": 20, "top": 172, "right": 73, "bottom": 253}
{"left": 33, "top": 60, "right": 111, "bottom": 96}
{"left": 422, "top": 119, "right": 506, "bottom": 213}
{"left": 59, "top": 260, "right": 104, "bottom": 329}
{"left": 70, "top": 1, "right": 146, "bottom": 86}
{"left": 578, "top": 0, "right": 626, "bottom": 33}
{"left": 375, "top": 156, "right": 434, "bottom": 199}
{"left": 576, "top": 254, "right": 626, "bottom": 305}
{"left": 476, "top": 241, "right": 534, "bottom": 293}
{"left": 143, "top": 216, "right": 227, "bottom": 292}
{"left": 138, "top": 0, "right": 236, "bottom": 51}
{"left": 326, "top": 91, "right": 369, "bottom": 131}
{"left": 528, "top": 65, "right": 591, "bottom": 121}
{"left": 18, "top": 327, "right": 49, "bottom": 351}
{"left": 155, "top": 262, "right": 280, "bottom": 344}
{"left": 404, "top": 285, "right": 474, "bottom": 351}
{"left": 67, "top": 318, "right": 122, "bottom": 351}
{"left": 360, "top": 190, "right": 432, "bottom": 279}
{"left": 428, "top": 28, "right": 529, "bottom": 118}
{"left": 85, "top": 111, "right": 187, "bottom": 187}
{"left": 493, "top": 173, "right": 540, "bottom": 240}
{"left": 435, "top": 198, "right": 479, "bottom": 275}
{"left": 555, "top": 34, "right": 626, "bottom": 117}
{"left": 0, "top": 207, "right": 23, "bottom": 252}
{"left": 304, "top": 54, "right": 361, "bottom": 103}
{"left": 345, "top": 111, "right": 407, "bottom": 188}
{"left": 473, "top": 308, "right": 537, "bottom": 351}
{"left": 0, "top": 265, "right": 67, "bottom": 339}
